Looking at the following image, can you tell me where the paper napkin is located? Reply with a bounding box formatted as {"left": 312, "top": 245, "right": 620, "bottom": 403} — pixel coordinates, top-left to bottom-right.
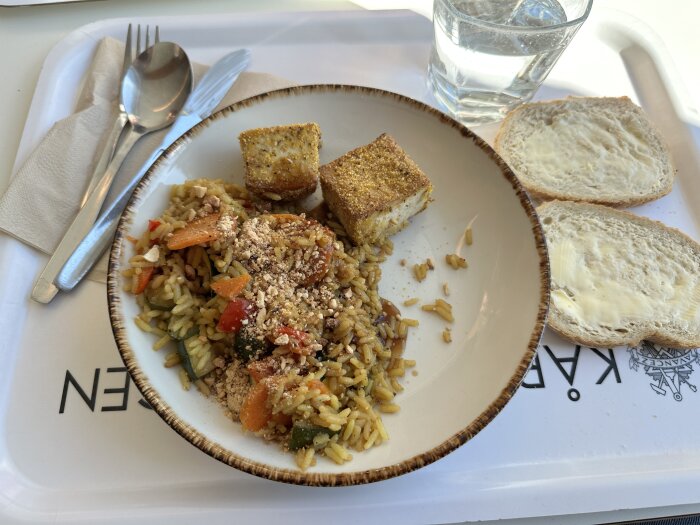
{"left": 0, "top": 37, "right": 294, "bottom": 282}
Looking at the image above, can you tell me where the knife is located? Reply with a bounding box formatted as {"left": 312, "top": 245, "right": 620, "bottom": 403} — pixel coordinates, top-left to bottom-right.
{"left": 48, "top": 48, "right": 251, "bottom": 298}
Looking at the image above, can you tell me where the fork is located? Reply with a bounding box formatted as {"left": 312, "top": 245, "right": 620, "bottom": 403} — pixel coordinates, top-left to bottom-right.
{"left": 79, "top": 24, "right": 160, "bottom": 206}
{"left": 30, "top": 24, "right": 161, "bottom": 304}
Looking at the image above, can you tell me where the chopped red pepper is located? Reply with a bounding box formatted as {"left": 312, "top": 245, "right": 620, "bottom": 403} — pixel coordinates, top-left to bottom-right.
{"left": 148, "top": 219, "right": 161, "bottom": 232}
{"left": 270, "top": 326, "right": 315, "bottom": 355}
{"left": 277, "top": 326, "right": 311, "bottom": 344}
{"left": 217, "top": 298, "right": 254, "bottom": 333}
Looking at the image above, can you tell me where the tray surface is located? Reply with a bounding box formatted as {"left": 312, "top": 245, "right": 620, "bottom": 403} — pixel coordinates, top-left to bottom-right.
{"left": 2, "top": 8, "right": 700, "bottom": 524}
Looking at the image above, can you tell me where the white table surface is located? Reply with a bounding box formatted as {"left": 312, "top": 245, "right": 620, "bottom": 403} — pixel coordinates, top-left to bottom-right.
{"left": 2, "top": 1, "right": 700, "bottom": 523}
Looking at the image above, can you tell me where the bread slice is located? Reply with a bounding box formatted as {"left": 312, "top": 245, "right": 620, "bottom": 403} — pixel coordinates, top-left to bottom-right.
{"left": 539, "top": 200, "right": 700, "bottom": 348}
{"left": 319, "top": 133, "right": 433, "bottom": 245}
{"left": 239, "top": 122, "right": 321, "bottom": 201}
{"left": 495, "top": 97, "right": 674, "bottom": 207}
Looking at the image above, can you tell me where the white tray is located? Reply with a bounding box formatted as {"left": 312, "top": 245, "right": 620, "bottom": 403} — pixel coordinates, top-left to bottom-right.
{"left": 2, "top": 9, "right": 700, "bottom": 524}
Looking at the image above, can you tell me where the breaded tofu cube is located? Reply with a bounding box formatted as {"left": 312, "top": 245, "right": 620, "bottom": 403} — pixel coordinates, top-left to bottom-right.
{"left": 320, "top": 133, "right": 433, "bottom": 244}
{"left": 238, "top": 122, "right": 321, "bottom": 201}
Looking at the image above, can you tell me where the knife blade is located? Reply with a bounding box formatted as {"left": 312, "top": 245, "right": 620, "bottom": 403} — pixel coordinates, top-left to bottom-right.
{"left": 53, "top": 48, "right": 251, "bottom": 294}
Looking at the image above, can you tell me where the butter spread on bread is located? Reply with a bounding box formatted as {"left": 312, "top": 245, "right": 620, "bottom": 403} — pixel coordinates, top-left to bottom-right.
{"left": 495, "top": 97, "right": 674, "bottom": 207}
{"left": 539, "top": 200, "right": 700, "bottom": 348}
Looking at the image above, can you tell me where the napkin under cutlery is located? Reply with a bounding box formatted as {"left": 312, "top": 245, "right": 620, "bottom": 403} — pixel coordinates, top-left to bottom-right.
{"left": 0, "top": 37, "right": 295, "bottom": 283}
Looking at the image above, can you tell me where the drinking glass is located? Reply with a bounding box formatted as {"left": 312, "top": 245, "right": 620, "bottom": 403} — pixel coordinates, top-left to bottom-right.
{"left": 427, "top": 0, "right": 593, "bottom": 124}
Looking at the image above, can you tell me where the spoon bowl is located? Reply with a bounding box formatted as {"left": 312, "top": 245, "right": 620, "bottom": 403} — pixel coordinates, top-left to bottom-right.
{"left": 122, "top": 42, "right": 194, "bottom": 131}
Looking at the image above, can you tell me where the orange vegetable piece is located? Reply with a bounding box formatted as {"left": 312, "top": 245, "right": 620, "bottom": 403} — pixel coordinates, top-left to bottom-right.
{"left": 134, "top": 266, "right": 155, "bottom": 294}
{"left": 211, "top": 274, "right": 251, "bottom": 301}
{"left": 247, "top": 356, "right": 279, "bottom": 383}
{"left": 240, "top": 379, "right": 273, "bottom": 432}
{"left": 261, "top": 213, "right": 334, "bottom": 286}
{"left": 301, "top": 241, "right": 333, "bottom": 286}
{"left": 166, "top": 213, "right": 221, "bottom": 250}
{"left": 306, "top": 379, "right": 330, "bottom": 395}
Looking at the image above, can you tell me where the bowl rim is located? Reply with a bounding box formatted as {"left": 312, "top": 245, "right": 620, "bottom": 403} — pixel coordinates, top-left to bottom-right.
{"left": 107, "top": 84, "right": 550, "bottom": 487}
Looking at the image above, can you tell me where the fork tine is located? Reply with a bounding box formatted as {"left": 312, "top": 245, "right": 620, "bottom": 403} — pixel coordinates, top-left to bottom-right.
{"left": 155, "top": 26, "right": 160, "bottom": 44}
{"left": 121, "top": 24, "right": 132, "bottom": 79}
{"left": 145, "top": 25, "right": 150, "bottom": 50}
{"left": 136, "top": 23, "right": 142, "bottom": 56}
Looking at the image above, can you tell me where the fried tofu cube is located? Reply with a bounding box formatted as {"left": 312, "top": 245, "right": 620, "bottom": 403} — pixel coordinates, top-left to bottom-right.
{"left": 238, "top": 122, "right": 321, "bottom": 201}
{"left": 320, "top": 133, "right": 433, "bottom": 244}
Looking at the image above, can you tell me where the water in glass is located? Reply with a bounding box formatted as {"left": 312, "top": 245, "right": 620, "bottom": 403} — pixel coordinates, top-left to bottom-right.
{"left": 428, "top": 0, "right": 589, "bottom": 124}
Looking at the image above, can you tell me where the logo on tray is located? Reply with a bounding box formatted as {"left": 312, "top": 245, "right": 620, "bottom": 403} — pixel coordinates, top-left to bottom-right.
{"left": 628, "top": 342, "right": 700, "bottom": 402}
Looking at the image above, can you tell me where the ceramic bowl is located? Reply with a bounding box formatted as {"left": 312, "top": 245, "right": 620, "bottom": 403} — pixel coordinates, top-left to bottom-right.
{"left": 108, "top": 85, "right": 549, "bottom": 486}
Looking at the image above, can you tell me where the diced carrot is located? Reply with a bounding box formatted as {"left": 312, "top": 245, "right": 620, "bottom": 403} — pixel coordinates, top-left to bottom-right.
{"left": 247, "top": 356, "right": 279, "bottom": 382}
{"left": 134, "top": 266, "right": 155, "bottom": 295}
{"left": 210, "top": 274, "right": 251, "bottom": 301}
{"left": 306, "top": 379, "right": 330, "bottom": 395}
{"left": 261, "top": 213, "right": 334, "bottom": 285}
{"left": 240, "top": 380, "right": 273, "bottom": 432}
{"left": 166, "top": 213, "right": 221, "bottom": 250}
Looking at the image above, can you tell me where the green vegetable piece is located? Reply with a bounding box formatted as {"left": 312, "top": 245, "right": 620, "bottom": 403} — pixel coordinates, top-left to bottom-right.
{"left": 233, "top": 330, "right": 269, "bottom": 362}
{"left": 288, "top": 421, "right": 338, "bottom": 451}
{"left": 176, "top": 336, "right": 199, "bottom": 381}
{"left": 168, "top": 326, "right": 199, "bottom": 341}
{"left": 144, "top": 287, "right": 175, "bottom": 311}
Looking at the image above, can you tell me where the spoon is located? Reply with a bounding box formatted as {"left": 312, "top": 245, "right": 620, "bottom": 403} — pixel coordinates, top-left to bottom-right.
{"left": 31, "top": 42, "right": 193, "bottom": 304}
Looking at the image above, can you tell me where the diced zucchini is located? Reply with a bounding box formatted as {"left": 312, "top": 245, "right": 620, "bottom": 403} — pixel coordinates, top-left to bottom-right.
{"left": 288, "top": 421, "right": 338, "bottom": 451}
{"left": 168, "top": 326, "right": 199, "bottom": 341}
{"left": 233, "top": 330, "right": 269, "bottom": 362}
{"left": 144, "top": 287, "right": 175, "bottom": 311}
{"left": 176, "top": 336, "right": 199, "bottom": 381}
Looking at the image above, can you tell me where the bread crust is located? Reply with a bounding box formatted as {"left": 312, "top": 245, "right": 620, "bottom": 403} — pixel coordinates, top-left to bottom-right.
{"left": 539, "top": 200, "right": 700, "bottom": 349}
{"left": 495, "top": 97, "right": 675, "bottom": 208}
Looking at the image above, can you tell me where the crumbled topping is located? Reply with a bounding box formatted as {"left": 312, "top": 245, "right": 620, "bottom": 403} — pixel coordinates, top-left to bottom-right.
{"left": 274, "top": 334, "right": 290, "bottom": 345}
{"left": 192, "top": 185, "right": 207, "bottom": 198}
{"left": 230, "top": 215, "right": 340, "bottom": 340}
{"left": 203, "top": 194, "right": 220, "bottom": 209}
{"left": 142, "top": 245, "right": 160, "bottom": 263}
{"left": 216, "top": 214, "right": 237, "bottom": 241}
{"left": 211, "top": 360, "right": 250, "bottom": 421}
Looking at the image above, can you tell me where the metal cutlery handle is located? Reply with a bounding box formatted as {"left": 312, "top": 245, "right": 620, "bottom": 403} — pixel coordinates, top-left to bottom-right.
{"left": 56, "top": 165, "right": 148, "bottom": 291}
{"left": 79, "top": 113, "right": 128, "bottom": 207}
{"left": 31, "top": 126, "right": 142, "bottom": 303}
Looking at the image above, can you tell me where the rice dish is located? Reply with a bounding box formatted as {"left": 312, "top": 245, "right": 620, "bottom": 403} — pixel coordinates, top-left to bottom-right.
{"left": 124, "top": 178, "right": 417, "bottom": 469}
